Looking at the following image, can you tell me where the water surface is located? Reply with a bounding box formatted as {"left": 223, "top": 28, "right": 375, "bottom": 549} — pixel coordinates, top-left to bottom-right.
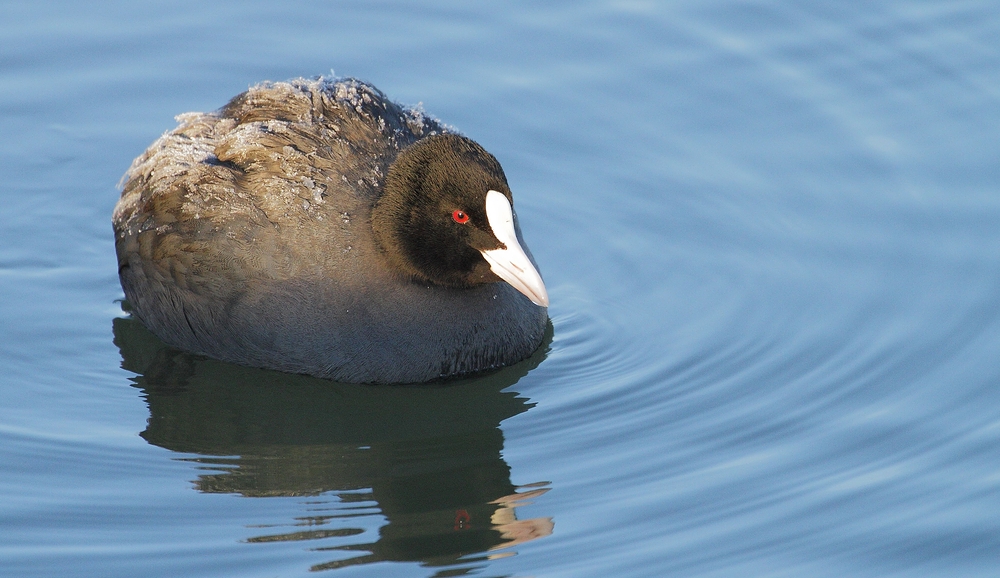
{"left": 2, "top": 1, "right": 1000, "bottom": 576}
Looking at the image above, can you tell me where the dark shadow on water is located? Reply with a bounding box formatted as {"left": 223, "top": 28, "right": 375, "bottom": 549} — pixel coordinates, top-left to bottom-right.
{"left": 112, "top": 312, "right": 554, "bottom": 574}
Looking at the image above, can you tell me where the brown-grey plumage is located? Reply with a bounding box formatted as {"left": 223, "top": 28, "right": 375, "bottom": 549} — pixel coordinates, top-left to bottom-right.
{"left": 113, "top": 77, "right": 548, "bottom": 384}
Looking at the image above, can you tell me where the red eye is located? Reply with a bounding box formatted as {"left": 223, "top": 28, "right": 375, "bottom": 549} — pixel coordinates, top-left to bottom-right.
{"left": 452, "top": 210, "right": 469, "bottom": 224}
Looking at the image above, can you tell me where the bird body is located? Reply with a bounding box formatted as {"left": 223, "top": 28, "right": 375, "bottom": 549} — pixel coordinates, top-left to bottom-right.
{"left": 113, "top": 77, "right": 548, "bottom": 383}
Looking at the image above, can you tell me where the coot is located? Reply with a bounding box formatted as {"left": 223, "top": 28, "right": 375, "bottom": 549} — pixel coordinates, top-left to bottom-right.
{"left": 113, "top": 77, "right": 548, "bottom": 383}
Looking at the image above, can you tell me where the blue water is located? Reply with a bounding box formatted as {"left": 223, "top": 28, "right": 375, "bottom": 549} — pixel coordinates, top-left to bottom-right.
{"left": 3, "top": 1, "right": 1000, "bottom": 576}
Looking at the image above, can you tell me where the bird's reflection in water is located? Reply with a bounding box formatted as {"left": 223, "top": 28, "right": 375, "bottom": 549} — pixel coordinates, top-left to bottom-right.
{"left": 113, "top": 311, "right": 554, "bottom": 573}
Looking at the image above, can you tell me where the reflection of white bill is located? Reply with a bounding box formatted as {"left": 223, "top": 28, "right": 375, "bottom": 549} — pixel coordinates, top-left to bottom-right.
{"left": 487, "top": 484, "right": 555, "bottom": 555}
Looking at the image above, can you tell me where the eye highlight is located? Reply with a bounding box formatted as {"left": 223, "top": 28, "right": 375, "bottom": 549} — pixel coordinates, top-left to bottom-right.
{"left": 452, "top": 210, "right": 470, "bottom": 224}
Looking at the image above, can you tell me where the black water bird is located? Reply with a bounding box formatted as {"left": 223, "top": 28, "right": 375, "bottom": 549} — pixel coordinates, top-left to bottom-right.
{"left": 113, "top": 77, "right": 548, "bottom": 383}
